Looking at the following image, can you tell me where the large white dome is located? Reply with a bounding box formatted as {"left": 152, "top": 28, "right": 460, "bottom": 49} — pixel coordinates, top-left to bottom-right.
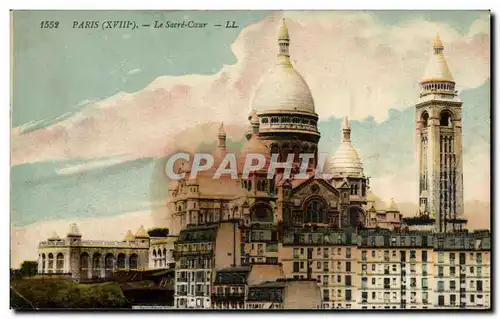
{"left": 250, "top": 18, "right": 315, "bottom": 115}
{"left": 251, "top": 63, "right": 315, "bottom": 114}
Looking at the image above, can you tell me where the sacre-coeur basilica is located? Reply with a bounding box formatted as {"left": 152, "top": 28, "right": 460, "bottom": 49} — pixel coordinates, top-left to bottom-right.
{"left": 37, "top": 19, "right": 490, "bottom": 310}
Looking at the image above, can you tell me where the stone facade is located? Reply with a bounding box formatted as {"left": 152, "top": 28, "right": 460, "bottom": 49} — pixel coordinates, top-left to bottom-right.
{"left": 38, "top": 224, "right": 151, "bottom": 280}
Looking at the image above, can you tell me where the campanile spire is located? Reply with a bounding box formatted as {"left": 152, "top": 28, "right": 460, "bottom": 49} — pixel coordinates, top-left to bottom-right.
{"left": 415, "top": 34, "right": 465, "bottom": 233}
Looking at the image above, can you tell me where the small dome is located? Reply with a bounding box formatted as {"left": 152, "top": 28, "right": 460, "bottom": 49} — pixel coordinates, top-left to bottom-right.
{"left": 124, "top": 230, "right": 135, "bottom": 242}
{"left": 387, "top": 198, "right": 399, "bottom": 212}
{"left": 422, "top": 34, "right": 454, "bottom": 83}
{"left": 331, "top": 143, "right": 363, "bottom": 176}
{"left": 135, "top": 225, "right": 149, "bottom": 238}
{"left": 238, "top": 134, "right": 271, "bottom": 172}
{"left": 331, "top": 117, "right": 363, "bottom": 177}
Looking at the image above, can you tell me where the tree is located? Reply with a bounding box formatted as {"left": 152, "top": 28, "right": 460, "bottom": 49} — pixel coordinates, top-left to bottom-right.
{"left": 10, "top": 261, "right": 38, "bottom": 280}
{"left": 10, "top": 278, "right": 130, "bottom": 309}
{"left": 147, "top": 228, "right": 169, "bottom": 237}
{"left": 19, "top": 261, "right": 38, "bottom": 278}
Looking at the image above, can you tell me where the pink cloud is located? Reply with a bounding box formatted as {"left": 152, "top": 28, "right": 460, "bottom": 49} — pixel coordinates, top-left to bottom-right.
{"left": 11, "top": 12, "right": 490, "bottom": 167}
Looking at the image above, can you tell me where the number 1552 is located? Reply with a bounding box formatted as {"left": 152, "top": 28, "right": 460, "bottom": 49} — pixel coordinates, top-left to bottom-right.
{"left": 40, "top": 21, "right": 59, "bottom": 29}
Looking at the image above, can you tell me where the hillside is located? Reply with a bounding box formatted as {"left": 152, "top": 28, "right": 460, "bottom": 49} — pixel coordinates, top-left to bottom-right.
{"left": 10, "top": 277, "right": 130, "bottom": 309}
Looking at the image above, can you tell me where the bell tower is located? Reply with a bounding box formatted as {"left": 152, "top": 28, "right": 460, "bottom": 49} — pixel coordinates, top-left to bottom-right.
{"left": 415, "top": 34, "right": 465, "bottom": 233}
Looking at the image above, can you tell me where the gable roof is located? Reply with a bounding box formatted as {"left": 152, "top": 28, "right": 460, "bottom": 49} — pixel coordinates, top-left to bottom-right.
{"left": 291, "top": 176, "right": 340, "bottom": 196}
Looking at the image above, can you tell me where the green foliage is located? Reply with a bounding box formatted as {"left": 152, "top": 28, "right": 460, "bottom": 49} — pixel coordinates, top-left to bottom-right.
{"left": 10, "top": 260, "right": 38, "bottom": 280}
{"left": 147, "top": 227, "right": 169, "bottom": 237}
{"left": 10, "top": 278, "right": 130, "bottom": 309}
{"left": 20, "top": 261, "right": 38, "bottom": 276}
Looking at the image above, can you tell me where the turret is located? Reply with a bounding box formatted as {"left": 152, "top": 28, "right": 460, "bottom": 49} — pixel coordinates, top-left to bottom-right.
{"left": 124, "top": 230, "right": 135, "bottom": 242}
{"left": 66, "top": 223, "right": 81, "bottom": 245}
{"left": 216, "top": 122, "right": 227, "bottom": 156}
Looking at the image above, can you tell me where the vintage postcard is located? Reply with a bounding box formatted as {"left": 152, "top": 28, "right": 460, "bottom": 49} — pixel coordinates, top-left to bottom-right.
{"left": 10, "top": 10, "right": 491, "bottom": 310}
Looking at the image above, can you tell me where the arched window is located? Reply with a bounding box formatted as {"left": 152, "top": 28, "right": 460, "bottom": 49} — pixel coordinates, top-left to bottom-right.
{"left": 117, "top": 253, "right": 126, "bottom": 269}
{"left": 257, "top": 180, "right": 268, "bottom": 192}
{"left": 251, "top": 203, "right": 273, "bottom": 222}
{"left": 421, "top": 111, "right": 429, "bottom": 127}
{"left": 283, "top": 206, "right": 292, "bottom": 225}
{"left": 261, "top": 117, "right": 269, "bottom": 124}
{"left": 56, "top": 253, "right": 64, "bottom": 273}
{"left": 346, "top": 206, "right": 365, "bottom": 228}
{"left": 305, "top": 198, "right": 327, "bottom": 223}
{"left": 79, "top": 253, "right": 90, "bottom": 279}
{"left": 104, "top": 254, "right": 115, "bottom": 278}
{"left": 47, "top": 253, "right": 54, "bottom": 273}
{"left": 269, "top": 179, "right": 276, "bottom": 195}
{"left": 440, "top": 111, "right": 453, "bottom": 127}
{"left": 92, "top": 253, "right": 102, "bottom": 278}
{"left": 257, "top": 180, "right": 262, "bottom": 192}
{"left": 270, "top": 144, "right": 280, "bottom": 156}
{"left": 41, "top": 253, "right": 46, "bottom": 273}
{"left": 129, "top": 254, "right": 139, "bottom": 270}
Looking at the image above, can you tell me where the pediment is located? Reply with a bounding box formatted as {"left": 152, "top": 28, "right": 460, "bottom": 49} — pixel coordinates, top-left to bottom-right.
{"left": 291, "top": 177, "right": 340, "bottom": 208}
